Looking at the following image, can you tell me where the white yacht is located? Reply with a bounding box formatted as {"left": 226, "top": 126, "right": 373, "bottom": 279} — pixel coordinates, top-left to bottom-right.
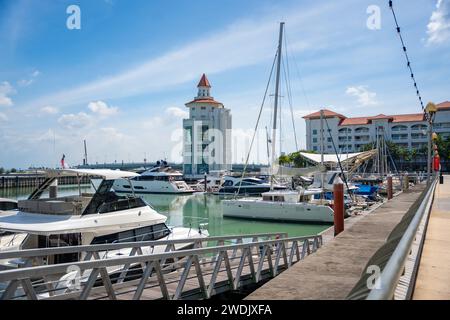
{"left": 222, "top": 189, "right": 335, "bottom": 223}
{"left": 0, "top": 169, "right": 208, "bottom": 268}
{"left": 216, "top": 176, "right": 286, "bottom": 196}
{"left": 113, "top": 165, "right": 194, "bottom": 194}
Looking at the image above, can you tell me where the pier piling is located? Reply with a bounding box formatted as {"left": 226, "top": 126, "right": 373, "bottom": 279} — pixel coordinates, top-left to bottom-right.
{"left": 333, "top": 181, "right": 344, "bottom": 236}
{"left": 387, "top": 176, "right": 393, "bottom": 200}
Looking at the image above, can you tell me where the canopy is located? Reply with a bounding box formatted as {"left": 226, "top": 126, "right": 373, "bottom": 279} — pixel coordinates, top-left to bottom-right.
{"left": 45, "top": 169, "right": 139, "bottom": 180}
{"left": 299, "top": 152, "right": 366, "bottom": 164}
{"left": 299, "top": 150, "right": 377, "bottom": 173}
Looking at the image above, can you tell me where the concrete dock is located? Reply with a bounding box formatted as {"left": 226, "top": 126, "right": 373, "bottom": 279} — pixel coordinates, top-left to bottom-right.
{"left": 413, "top": 176, "right": 450, "bottom": 299}
{"left": 246, "top": 183, "right": 426, "bottom": 300}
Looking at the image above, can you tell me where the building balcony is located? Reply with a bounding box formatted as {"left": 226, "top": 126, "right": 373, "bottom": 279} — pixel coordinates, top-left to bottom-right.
{"left": 392, "top": 135, "right": 408, "bottom": 141}
{"left": 411, "top": 134, "right": 427, "bottom": 140}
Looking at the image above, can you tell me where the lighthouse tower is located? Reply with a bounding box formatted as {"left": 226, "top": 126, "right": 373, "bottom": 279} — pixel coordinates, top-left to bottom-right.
{"left": 182, "top": 74, "right": 232, "bottom": 179}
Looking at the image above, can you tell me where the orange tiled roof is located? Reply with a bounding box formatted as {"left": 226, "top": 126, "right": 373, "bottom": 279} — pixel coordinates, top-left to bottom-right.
{"left": 302, "top": 109, "right": 346, "bottom": 119}
{"left": 368, "top": 114, "right": 393, "bottom": 120}
{"left": 340, "top": 117, "right": 369, "bottom": 126}
{"left": 437, "top": 101, "right": 450, "bottom": 110}
{"left": 186, "top": 97, "right": 223, "bottom": 105}
{"left": 391, "top": 113, "right": 425, "bottom": 122}
{"left": 197, "top": 73, "right": 211, "bottom": 87}
{"left": 340, "top": 113, "right": 424, "bottom": 126}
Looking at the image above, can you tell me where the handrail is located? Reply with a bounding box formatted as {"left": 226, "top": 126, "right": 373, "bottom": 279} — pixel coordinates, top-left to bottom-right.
{"left": 366, "top": 178, "right": 437, "bottom": 300}
{"left": 0, "top": 234, "right": 321, "bottom": 282}
{"left": 0, "top": 232, "right": 288, "bottom": 260}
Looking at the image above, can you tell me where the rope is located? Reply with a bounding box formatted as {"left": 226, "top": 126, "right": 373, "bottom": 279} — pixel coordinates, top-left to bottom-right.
{"left": 388, "top": 0, "right": 427, "bottom": 120}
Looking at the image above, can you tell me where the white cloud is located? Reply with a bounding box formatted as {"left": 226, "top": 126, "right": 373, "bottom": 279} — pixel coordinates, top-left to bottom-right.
{"left": 18, "top": 70, "right": 41, "bottom": 87}
{"left": 40, "top": 105, "right": 59, "bottom": 114}
{"left": 0, "top": 112, "right": 8, "bottom": 122}
{"left": 345, "top": 86, "right": 378, "bottom": 106}
{"left": 427, "top": 0, "right": 450, "bottom": 45}
{"left": 88, "top": 100, "right": 118, "bottom": 117}
{"left": 0, "top": 81, "right": 14, "bottom": 107}
{"left": 18, "top": 79, "right": 34, "bottom": 87}
{"left": 23, "top": 2, "right": 339, "bottom": 111}
{"left": 58, "top": 112, "right": 92, "bottom": 129}
{"left": 166, "top": 106, "right": 188, "bottom": 119}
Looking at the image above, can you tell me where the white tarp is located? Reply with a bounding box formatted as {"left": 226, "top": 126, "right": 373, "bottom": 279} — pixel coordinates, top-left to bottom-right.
{"left": 45, "top": 169, "right": 139, "bottom": 180}
{"left": 299, "top": 152, "right": 367, "bottom": 165}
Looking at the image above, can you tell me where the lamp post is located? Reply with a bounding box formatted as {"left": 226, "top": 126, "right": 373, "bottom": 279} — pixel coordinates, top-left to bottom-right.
{"left": 425, "top": 102, "right": 437, "bottom": 184}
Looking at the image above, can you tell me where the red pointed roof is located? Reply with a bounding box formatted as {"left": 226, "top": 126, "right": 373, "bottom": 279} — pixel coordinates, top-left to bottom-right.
{"left": 302, "top": 109, "right": 346, "bottom": 120}
{"left": 197, "top": 73, "right": 211, "bottom": 88}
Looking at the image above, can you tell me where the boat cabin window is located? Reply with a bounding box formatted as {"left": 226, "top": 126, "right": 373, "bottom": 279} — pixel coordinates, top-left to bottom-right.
{"left": 222, "top": 180, "right": 234, "bottom": 187}
{"left": 299, "top": 195, "right": 312, "bottom": 202}
{"left": 91, "top": 223, "right": 171, "bottom": 244}
{"left": 37, "top": 233, "right": 81, "bottom": 264}
{"left": 0, "top": 202, "right": 17, "bottom": 211}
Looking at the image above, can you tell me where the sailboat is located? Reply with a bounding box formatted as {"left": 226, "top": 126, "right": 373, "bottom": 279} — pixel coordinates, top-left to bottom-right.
{"left": 222, "top": 22, "right": 335, "bottom": 224}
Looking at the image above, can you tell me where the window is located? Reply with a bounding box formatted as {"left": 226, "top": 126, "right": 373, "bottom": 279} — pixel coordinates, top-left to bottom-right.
{"left": 411, "top": 124, "right": 427, "bottom": 131}
{"left": 91, "top": 224, "right": 171, "bottom": 244}
{"left": 338, "top": 128, "right": 351, "bottom": 134}
{"left": 201, "top": 107, "right": 206, "bottom": 110}
{"left": 313, "top": 138, "right": 317, "bottom": 143}
{"left": 313, "top": 146, "right": 318, "bottom": 151}
{"left": 355, "top": 127, "right": 369, "bottom": 133}
{"left": 327, "top": 137, "right": 332, "bottom": 142}
{"left": 312, "top": 130, "right": 317, "bottom": 135}
{"left": 392, "top": 125, "right": 408, "bottom": 132}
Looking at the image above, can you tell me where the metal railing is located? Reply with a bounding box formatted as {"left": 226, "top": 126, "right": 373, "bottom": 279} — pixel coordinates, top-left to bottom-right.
{"left": 0, "top": 233, "right": 322, "bottom": 300}
{"left": 366, "top": 178, "right": 437, "bottom": 300}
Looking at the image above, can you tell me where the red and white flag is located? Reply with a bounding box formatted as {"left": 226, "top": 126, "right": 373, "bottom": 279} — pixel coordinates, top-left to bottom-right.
{"left": 61, "top": 154, "right": 66, "bottom": 168}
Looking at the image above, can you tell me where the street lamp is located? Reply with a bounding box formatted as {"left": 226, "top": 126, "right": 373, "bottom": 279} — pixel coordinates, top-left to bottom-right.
{"left": 425, "top": 102, "right": 437, "bottom": 183}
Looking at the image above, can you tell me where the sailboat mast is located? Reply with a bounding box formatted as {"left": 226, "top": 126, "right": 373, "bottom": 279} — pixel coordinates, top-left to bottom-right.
{"left": 270, "top": 21, "right": 284, "bottom": 190}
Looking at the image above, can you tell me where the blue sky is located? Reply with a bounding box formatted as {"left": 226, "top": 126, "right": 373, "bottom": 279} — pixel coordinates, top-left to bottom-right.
{"left": 0, "top": 0, "right": 449, "bottom": 169}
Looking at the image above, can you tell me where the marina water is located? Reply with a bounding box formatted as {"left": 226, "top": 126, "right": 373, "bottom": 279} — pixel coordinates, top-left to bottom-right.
{"left": 0, "top": 184, "right": 328, "bottom": 237}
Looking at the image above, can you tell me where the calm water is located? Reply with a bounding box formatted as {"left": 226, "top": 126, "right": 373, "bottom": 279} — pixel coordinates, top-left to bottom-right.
{"left": 0, "top": 185, "right": 328, "bottom": 238}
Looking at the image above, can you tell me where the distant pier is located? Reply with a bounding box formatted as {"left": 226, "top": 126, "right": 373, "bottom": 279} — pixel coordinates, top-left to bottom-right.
{"left": 0, "top": 174, "right": 90, "bottom": 189}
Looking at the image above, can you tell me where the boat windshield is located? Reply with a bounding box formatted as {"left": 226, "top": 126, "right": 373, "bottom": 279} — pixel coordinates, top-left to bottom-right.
{"left": 82, "top": 180, "right": 147, "bottom": 215}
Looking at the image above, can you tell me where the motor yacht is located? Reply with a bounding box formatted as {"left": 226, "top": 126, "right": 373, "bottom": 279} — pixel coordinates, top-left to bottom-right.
{"left": 0, "top": 169, "right": 208, "bottom": 268}
{"left": 113, "top": 165, "right": 194, "bottom": 194}
{"left": 216, "top": 176, "right": 286, "bottom": 196}
{"left": 222, "top": 189, "right": 336, "bottom": 223}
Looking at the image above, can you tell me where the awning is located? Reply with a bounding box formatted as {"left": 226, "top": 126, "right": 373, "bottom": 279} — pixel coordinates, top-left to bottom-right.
{"left": 45, "top": 169, "right": 139, "bottom": 180}
{"left": 299, "top": 152, "right": 367, "bottom": 164}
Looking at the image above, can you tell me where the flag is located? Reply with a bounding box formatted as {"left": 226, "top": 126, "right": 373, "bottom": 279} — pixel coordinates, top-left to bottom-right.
{"left": 61, "top": 154, "right": 66, "bottom": 168}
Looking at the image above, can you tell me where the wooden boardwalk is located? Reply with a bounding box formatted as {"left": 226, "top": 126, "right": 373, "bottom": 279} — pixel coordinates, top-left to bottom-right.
{"left": 413, "top": 175, "right": 450, "bottom": 300}
{"left": 246, "top": 183, "right": 426, "bottom": 300}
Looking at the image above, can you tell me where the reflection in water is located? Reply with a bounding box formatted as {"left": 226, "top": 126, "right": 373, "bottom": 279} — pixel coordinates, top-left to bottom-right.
{"left": 1, "top": 187, "right": 328, "bottom": 237}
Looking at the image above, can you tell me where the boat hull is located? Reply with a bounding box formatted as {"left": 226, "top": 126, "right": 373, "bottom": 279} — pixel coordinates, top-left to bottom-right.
{"left": 222, "top": 200, "right": 334, "bottom": 224}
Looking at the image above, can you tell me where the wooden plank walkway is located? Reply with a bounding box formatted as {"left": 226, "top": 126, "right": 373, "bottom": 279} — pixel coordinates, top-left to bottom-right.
{"left": 413, "top": 176, "right": 450, "bottom": 300}
{"left": 246, "top": 183, "right": 426, "bottom": 300}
